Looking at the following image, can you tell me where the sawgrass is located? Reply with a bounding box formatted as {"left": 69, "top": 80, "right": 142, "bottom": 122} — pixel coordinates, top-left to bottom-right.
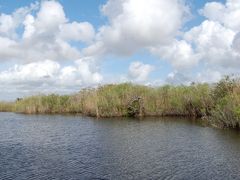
{"left": 1, "top": 76, "right": 240, "bottom": 129}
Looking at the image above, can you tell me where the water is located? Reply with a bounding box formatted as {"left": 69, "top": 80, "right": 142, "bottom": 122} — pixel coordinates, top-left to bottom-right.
{"left": 0, "top": 113, "right": 240, "bottom": 180}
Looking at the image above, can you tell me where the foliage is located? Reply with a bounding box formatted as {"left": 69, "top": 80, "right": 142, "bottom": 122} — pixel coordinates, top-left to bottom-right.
{"left": 0, "top": 102, "right": 14, "bottom": 112}
{"left": 1, "top": 77, "right": 240, "bottom": 129}
{"left": 209, "top": 76, "right": 240, "bottom": 128}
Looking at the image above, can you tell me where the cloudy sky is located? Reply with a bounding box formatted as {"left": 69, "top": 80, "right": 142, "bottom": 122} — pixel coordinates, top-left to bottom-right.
{"left": 0, "top": 0, "right": 239, "bottom": 100}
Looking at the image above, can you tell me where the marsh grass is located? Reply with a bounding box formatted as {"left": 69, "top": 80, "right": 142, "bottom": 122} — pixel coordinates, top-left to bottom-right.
{"left": 0, "top": 102, "right": 14, "bottom": 112}
{"left": 1, "top": 76, "right": 240, "bottom": 129}
{"left": 209, "top": 77, "right": 240, "bottom": 128}
{"left": 11, "top": 83, "right": 212, "bottom": 117}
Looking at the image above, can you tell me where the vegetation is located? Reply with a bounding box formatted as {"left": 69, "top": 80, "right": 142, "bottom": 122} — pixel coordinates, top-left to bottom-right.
{"left": 0, "top": 101, "right": 14, "bottom": 112}
{"left": 209, "top": 77, "right": 240, "bottom": 128}
{"left": 0, "top": 76, "right": 240, "bottom": 129}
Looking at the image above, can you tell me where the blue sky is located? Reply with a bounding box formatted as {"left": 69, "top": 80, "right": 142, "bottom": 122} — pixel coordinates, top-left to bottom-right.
{"left": 0, "top": 0, "right": 239, "bottom": 100}
{"left": 0, "top": 0, "right": 107, "bottom": 26}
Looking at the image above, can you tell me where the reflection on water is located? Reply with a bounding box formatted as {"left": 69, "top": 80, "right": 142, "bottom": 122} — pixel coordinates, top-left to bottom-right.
{"left": 0, "top": 113, "right": 240, "bottom": 180}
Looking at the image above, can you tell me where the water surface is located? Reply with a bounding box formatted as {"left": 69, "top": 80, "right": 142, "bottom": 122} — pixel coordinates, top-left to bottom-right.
{"left": 0, "top": 112, "right": 240, "bottom": 180}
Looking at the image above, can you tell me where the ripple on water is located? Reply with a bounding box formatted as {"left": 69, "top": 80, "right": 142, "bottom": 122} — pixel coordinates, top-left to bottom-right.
{"left": 0, "top": 113, "right": 240, "bottom": 180}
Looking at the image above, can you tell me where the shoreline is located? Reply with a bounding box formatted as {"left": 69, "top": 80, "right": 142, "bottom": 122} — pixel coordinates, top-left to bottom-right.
{"left": 0, "top": 76, "right": 240, "bottom": 129}
{"left": 0, "top": 109, "right": 236, "bottom": 130}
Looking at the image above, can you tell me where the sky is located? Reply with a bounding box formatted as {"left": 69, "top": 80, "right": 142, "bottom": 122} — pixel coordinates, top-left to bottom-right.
{"left": 0, "top": 0, "right": 239, "bottom": 100}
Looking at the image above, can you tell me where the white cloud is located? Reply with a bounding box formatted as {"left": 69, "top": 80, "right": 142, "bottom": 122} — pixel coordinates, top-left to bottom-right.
{"left": 58, "top": 57, "right": 103, "bottom": 87}
{"left": 19, "top": 1, "right": 81, "bottom": 62}
{"left": 160, "top": 0, "right": 240, "bottom": 84}
{"left": 0, "top": 0, "right": 104, "bottom": 98}
{"left": 196, "top": 70, "right": 222, "bottom": 83}
{"left": 0, "top": 1, "right": 96, "bottom": 62}
{"left": 0, "top": 1, "right": 38, "bottom": 39}
{"left": 166, "top": 69, "right": 223, "bottom": 85}
{"left": 59, "top": 22, "right": 95, "bottom": 43}
{"left": 85, "top": 0, "right": 189, "bottom": 56}
{"left": 0, "top": 58, "right": 102, "bottom": 90}
{"left": 128, "top": 61, "right": 154, "bottom": 82}
{"left": 0, "top": 14, "right": 15, "bottom": 37}
{"left": 1, "top": 0, "right": 240, "bottom": 99}
{"left": 23, "top": 14, "right": 35, "bottom": 39}
{"left": 151, "top": 40, "right": 200, "bottom": 70}
{"left": 35, "top": 0, "right": 67, "bottom": 34}
{"left": 166, "top": 71, "right": 192, "bottom": 85}
{"left": 200, "top": 0, "right": 240, "bottom": 31}
{"left": 0, "top": 60, "right": 60, "bottom": 85}
{"left": 233, "top": 32, "right": 240, "bottom": 53}
{"left": 0, "top": 36, "right": 18, "bottom": 60}
{"left": 184, "top": 20, "right": 240, "bottom": 69}
{"left": 154, "top": 0, "right": 240, "bottom": 81}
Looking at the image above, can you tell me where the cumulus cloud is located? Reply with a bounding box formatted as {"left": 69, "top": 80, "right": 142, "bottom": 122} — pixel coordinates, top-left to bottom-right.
{"left": 200, "top": 0, "right": 240, "bottom": 31}
{"left": 128, "top": 61, "right": 154, "bottom": 82}
{"left": 35, "top": 0, "right": 66, "bottom": 34}
{"left": 0, "top": 14, "right": 15, "bottom": 38}
{"left": 196, "top": 70, "right": 222, "bottom": 83}
{"left": 233, "top": 32, "right": 240, "bottom": 53}
{"left": 85, "top": 0, "right": 189, "bottom": 56}
{"left": 166, "top": 69, "right": 222, "bottom": 85}
{"left": 0, "top": 0, "right": 102, "bottom": 98}
{"left": 150, "top": 0, "right": 240, "bottom": 81}
{"left": 1, "top": 0, "right": 240, "bottom": 99}
{"left": 58, "top": 57, "right": 102, "bottom": 87}
{"left": 23, "top": 14, "right": 35, "bottom": 39}
{"left": 0, "top": 0, "right": 95, "bottom": 62}
{"left": 0, "top": 60, "right": 60, "bottom": 87}
{"left": 166, "top": 71, "right": 192, "bottom": 85}
{"left": 151, "top": 40, "right": 200, "bottom": 70}
{"left": 0, "top": 2, "right": 38, "bottom": 39}
{"left": 59, "top": 22, "right": 95, "bottom": 43}
{"left": 0, "top": 36, "right": 18, "bottom": 59}
{"left": 184, "top": 20, "right": 240, "bottom": 69}
{"left": 0, "top": 58, "right": 102, "bottom": 89}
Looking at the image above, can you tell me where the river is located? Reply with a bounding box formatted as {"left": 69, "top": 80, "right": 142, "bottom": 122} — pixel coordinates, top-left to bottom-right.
{"left": 0, "top": 112, "right": 240, "bottom": 180}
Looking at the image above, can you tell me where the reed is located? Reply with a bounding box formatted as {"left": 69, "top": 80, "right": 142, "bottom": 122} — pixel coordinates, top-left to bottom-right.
{"left": 12, "top": 83, "right": 212, "bottom": 117}
{"left": 1, "top": 76, "right": 240, "bottom": 129}
{"left": 0, "top": 101, "right": 14, "bottom": 112}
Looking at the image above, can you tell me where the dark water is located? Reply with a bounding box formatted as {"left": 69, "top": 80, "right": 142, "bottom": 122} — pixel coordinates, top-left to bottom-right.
{"left": 1, "top": 113, "right": 240, "bottom": 180}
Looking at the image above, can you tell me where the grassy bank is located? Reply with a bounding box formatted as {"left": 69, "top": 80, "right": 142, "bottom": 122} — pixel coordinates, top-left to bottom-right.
{"left": 13, "top": 83, "right": 212, "bottom": 117}
{"left": 0, "top": 102, "right": 14, "bottom": 112}
{"left": 1, "top": 76, "right": 240, "bottom": 129}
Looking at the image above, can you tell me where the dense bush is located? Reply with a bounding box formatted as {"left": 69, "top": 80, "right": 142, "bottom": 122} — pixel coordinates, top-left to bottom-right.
{"left": 209, "top": 76, "right": 240, "bottom": 128}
